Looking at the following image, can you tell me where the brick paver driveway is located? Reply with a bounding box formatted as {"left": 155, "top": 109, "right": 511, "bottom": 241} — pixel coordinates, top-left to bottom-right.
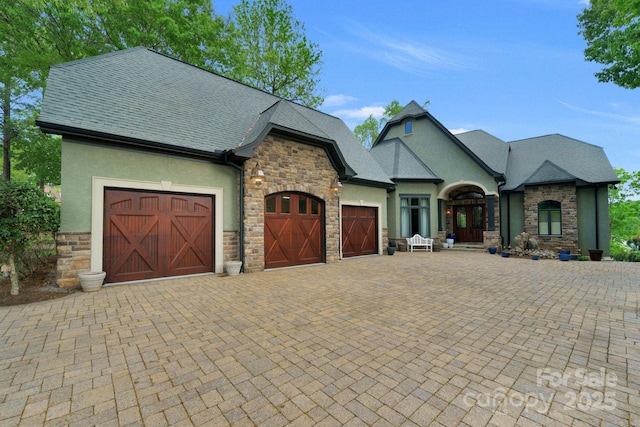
{"left": 1, "top": 251, "right": 639, "bottom": 426}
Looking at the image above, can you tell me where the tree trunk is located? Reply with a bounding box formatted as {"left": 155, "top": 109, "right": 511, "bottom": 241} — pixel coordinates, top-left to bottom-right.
{"left": 9, "top": 252, "right": 19, "bottom": 295}
{"left": 2, "top": 77, "right": 11, "bottom": 181}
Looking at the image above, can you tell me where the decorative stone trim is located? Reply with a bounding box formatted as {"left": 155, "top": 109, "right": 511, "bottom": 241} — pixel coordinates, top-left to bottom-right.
{"left": 524, "top": 184, "right": 578, "bottom": 252}
{"left": 242, "top": 135, "right": 340, "bottom": 273}
{"left": 56, "top": 231, "right": 91, "bottom": 287}
{"left": 223, "top": 231, "right": 239, "bottom": 262}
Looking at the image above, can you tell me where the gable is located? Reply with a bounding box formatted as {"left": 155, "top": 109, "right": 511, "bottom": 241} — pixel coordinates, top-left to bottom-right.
{"left": 504, "top": 134, "right": 619, "bottom": 191}
{"left": 374, "top": 101, "right": 503, "bottom": 183}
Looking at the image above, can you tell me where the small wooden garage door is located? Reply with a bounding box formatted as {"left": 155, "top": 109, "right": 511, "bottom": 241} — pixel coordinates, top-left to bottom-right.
{"left": 264, "top": 193, "right": 323, "bottom": 269}
{"left": 342, "top": 206, "right": 378, "bottom": 257}
{"left": 104, "top": 189, "right": 213, "bottom": 283}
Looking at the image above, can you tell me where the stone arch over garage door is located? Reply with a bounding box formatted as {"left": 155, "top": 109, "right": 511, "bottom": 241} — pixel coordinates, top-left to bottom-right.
{"left": 242, "top": 135, "right": 340, "bottom": 273}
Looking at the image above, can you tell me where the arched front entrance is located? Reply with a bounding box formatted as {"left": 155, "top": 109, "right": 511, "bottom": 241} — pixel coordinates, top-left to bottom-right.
{"left": 264, "top": 192, "right": 324, "bottom": 269}
{"left": 447, "top": 186, "right": 486, "bottom": 243}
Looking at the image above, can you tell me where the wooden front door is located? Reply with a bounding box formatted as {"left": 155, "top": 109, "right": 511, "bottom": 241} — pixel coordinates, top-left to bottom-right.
{"left": 342, "top": 206, "right": 378, "bottom": 257}
{"left": 264, "top": 193, "right": 323, "bottom": 269}
{"left": 454, "top": 205, "right": 485, "bottom": 242}
{"left": 104, "top": 189, "right": 213, "bottom": 283}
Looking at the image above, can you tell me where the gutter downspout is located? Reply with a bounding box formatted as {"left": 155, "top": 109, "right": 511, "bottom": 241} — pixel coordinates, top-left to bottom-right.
{"left": 497, "top": 179, "right": 506, "bottom": 247}
{"left": 224, "top": 151, "right": 245, "bottom": 272}
{"left": 594, "top": 185, "right": 600, "bottom": 250}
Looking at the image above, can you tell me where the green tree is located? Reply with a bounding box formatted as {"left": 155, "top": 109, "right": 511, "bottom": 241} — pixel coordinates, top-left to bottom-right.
{"left": 13, "top": 114, "right": 62, "bottom": 188}
{"left": 354, "top": 100, "right": 428, "bottom": 149}
{"left": 2, "top": 0, "right": 325, "bottom": 181}
{"left": 227, "top": 0, "right": 324, "bottom": 107}
{"left": 609, "top": 168, "right": 640, "bottom": 253}
{"left": 0, "top": 180, "right": 60, "bottom": 295}
{"left": 578, "top": 0, "right": 640, "bottom": 89}
{"left": 1, "top": 0, "right": 230, "bottom": 182}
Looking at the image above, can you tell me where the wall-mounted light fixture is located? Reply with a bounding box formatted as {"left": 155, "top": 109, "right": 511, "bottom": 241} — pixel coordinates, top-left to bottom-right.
{"left": 250, "top": 161, "right": 265, "bottom": 184}
{"left": 446, "top": 208, "right": 452, "bottom": 215}
{"left": 330, "top": 176, "right": 343, "bottom": 196}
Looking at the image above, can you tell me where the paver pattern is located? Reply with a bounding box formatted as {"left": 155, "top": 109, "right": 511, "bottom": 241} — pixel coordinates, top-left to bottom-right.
{"left": 1, "top": 251, "right": 639, "bottom": 426}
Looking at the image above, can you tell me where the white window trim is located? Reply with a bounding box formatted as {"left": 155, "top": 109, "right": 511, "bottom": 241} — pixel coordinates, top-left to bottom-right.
{"left": 91, "top": 177, "right": 224, "bottom": 274}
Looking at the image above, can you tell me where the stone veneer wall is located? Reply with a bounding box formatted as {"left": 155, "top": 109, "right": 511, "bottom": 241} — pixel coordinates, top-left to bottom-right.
{"left": 223, "top": 231, "right": 239, "bottom": 262}
{"left": 56, "top": 231, "right": 91, "bottom": 288}
{"left": 524, "top": 183, "right": 578, "bottom": 252}
{"left": 243, "top": 136, "right": 340, "bottom": 273}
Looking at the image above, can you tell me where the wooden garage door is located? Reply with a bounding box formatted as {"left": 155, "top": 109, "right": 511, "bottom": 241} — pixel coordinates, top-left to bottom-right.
{"left": 265, "top": 193, "right": 323, "bottom": 269}
{"left": 104, "top": 189, "right": 213, "bottom": 283}
{"left": 342, "top": 206, "right": 378, "bottom": 257}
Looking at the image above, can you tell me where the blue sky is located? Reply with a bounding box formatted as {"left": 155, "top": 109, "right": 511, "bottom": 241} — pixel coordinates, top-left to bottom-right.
{"left": 215, "top": 0, "right": 639, "bottom": 172}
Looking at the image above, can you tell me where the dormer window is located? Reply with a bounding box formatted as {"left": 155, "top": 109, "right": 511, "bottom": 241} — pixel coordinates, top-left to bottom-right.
{"left": 405, "top": 121, "right": 413, "bottom": 135}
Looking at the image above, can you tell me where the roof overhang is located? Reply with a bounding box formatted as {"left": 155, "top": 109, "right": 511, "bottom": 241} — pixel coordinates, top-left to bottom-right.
{"left": 37, "top": 121, "right": 226, "bottom": 162}
{"left": 232, "top": 124, "right": 357, "bottom": 178}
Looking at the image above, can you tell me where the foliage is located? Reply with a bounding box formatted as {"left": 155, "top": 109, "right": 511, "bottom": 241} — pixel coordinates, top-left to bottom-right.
{"left": 608, "top": 168, "right": 640, "bottom": 241}
{"left": 577, "top": 0, "right": 640, "bottom": 89}
{"left": 608, "top": 168, "right": 640, "bottom": 204}
{"left": 354, "top": 100, "right": 428, "bottom": 149}
{"left": 0, "top": 180, "right": 60, "bottom": 294}
{"left": 2, "top": 0, "right": 324, "bottom": 182}
{"left": 227, "top": 0, "right": 324, "bottom": 108}
{"left": 12, "top": 117, "right": 62, "bottom": 188}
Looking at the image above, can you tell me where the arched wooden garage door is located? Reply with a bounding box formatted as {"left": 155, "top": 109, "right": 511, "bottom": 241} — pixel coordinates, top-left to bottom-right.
{"left": 342, "top": 206, "right": 378, "bottom": 257}
{"left": 104, "top": 189, "right": 213, "bottom": 283}
{"left": 264, "top": 193, "right": 324, "bottom": 269}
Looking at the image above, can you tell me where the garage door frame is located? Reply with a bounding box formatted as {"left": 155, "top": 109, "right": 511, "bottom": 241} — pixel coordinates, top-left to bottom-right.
{"left": 339, "top": 200, "right": 382, "bottom": 259}
{"left": 91, "top": 177, "right": 224, "bottom": 277}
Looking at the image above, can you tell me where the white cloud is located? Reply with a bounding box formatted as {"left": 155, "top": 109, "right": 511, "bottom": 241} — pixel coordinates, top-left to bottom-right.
{"left": 449, "top": 128, "right": 471, "bottom": 135}
{"left": 331, "top": 105, "right": 386, "bottom": 120}
{"left": 322, "top": 94, "right": 357, "bottom": 108}
{"left": 559, "top": 101, "right": 640, "bottom": 126}
{"left": 341, "top": 21, "right": 470, "bottom": 76}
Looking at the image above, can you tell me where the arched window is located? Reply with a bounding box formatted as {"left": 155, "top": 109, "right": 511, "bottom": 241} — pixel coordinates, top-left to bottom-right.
{"left": 405, "top": 121, "right": 412, "bottom": 135}
{"left": 538, "top": 200, "right": 561, "bottom": 235}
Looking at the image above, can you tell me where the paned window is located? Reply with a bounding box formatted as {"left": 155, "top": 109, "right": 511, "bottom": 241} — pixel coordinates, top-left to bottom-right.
{"left": 538, "top": 200, "right": 561, "bottom": 235}
{"left": 401, "top": 195, "right": 429, "bottom": 237}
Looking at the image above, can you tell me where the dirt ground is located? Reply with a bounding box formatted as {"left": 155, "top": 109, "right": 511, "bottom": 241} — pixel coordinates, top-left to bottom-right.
{"left": 0, "top": 256, "right": 77, "bottom": 306}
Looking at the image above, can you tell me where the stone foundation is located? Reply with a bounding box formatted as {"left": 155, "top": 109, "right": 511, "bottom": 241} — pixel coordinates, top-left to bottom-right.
{"left": 223, "top": 231, "right": 240, "bottom": 262}
{"left": 56, "top": 231, "right": 91, "bottom": 288}
{"left": 483, "top": 231, "right": 502, "bottom": 250}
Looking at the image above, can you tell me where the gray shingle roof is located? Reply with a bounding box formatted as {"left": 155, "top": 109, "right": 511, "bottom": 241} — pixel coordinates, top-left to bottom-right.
{"left": 504, "top": 134, "right": 619, "bottom": 190}
{"left": 455, "top": 130, "right": 508, "bottom": 175}
{"left": 38, "top": 47, "right": 391, "bottom": 185}
{"left": 369, "top": 138, "right": 440, "bottom": 181}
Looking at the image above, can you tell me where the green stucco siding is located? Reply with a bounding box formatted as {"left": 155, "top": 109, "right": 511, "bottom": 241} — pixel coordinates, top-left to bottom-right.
{"left": 340, "top": 183, "right": 388, "bottom": 228}
{"left": 387, "top": 182, "right": 439, "bottom": 239}
{"left": 60, "top": 139, "right": 238, "bottom": 232}
{"left": 390, "top": 118, "right": 498, "bottom": 193}
{"left": 577, "top": 186, "right": 611, "bottom": 256}
{"left": 500, "top": 192, "right": 524, "bottom": 247}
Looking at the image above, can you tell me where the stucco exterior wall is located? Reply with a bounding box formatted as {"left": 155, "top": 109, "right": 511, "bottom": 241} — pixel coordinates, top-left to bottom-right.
{"left": 500, "top": 192, "right": 525, "bottom": 247}
{"left": 388, "top": 117, "right": 499, "bottom": 194}
{"left": 387, "top": 182, "right": 439, "bottom": 239}
{"left": 57, "top": 139, "right": 237, "bottom": 285}
{"left": 60, "top": 139, "right": 238, "bottom": 232}
{"left": 577, "top": 186, "right": 611, "bottom": 256}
